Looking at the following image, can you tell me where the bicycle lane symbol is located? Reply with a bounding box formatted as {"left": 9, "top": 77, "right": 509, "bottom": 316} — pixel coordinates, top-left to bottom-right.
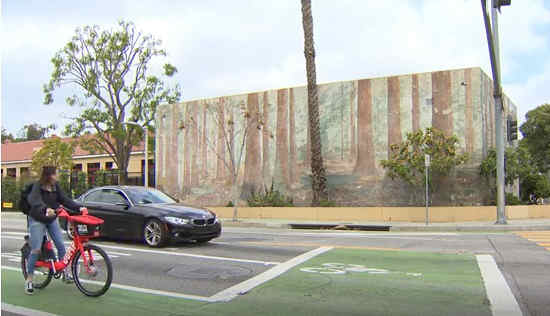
{"left": 299, "top": 263, "right": 422, "bottom": 277}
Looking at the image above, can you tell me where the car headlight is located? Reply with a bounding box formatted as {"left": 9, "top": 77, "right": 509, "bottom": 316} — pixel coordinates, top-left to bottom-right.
{"left": 164, "top": 216, "right": 190, "bottom": 225}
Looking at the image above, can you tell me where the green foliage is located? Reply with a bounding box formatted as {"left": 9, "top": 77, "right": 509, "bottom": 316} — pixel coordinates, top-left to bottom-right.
{"left": 73, "top": 172, "right": 89, "bottom": 198}
{"left": 1, "top": 128, "right": 14, "bottom": 143}
{"left": 1, "top": 178, "right": 21, "bottom": 211}
{"left": 520, "top": 173, "right": 550, "bottom": 203}
{"left": 31, "top": 137, "right": 74, "bottom": 174}
{"left": 18, "top": 123, "right": 56, "bottom": 141}
{"left": 247, "top": 184, "right": 294, "bottom": 207}
{"left": 381, "top": 128, "right": 469, "bottom": 187}
{"left": 225, "top": 201, "right": 234, "bottom": 207}
{"left": 505, "top": 193, "right": 522, "bottom": 206}
{"left": 43, "top": 21, "right": 181, "bottom": 178}
{"left": 479, "top": 144, "right": 550, "bottom": 204}
{"left": 520, "top": 103, "right": 550, "bottom": 172}
{"left": 318, "top": 200, "right": 337, "bottom": 207}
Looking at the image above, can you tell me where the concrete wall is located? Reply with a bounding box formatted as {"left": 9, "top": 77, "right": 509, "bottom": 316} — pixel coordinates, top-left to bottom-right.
{"left": 210, "top": 205, "right": 550, "bottom": 223}
{"left": 156, "top": 67, "right": 518, "bottom": 207}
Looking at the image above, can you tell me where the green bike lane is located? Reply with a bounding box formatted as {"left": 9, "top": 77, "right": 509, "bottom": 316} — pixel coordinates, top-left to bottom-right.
{"left": 2, "top": 248, "right": 492, "bottom": 316}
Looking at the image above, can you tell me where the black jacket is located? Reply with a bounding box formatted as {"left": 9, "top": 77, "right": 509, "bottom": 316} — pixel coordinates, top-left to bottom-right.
{"left": 27, "top": 182, "right": 82, "bottom": 224}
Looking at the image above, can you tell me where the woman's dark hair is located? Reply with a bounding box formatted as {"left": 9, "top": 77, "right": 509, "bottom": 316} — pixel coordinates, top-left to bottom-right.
{"left": 40, "top": 166, "right": 57, "bottom": 185}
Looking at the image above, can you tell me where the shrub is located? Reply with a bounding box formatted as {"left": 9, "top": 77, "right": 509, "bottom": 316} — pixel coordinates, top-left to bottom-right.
{"left": 247, "top": 183, "right": 294, "bottom": 207}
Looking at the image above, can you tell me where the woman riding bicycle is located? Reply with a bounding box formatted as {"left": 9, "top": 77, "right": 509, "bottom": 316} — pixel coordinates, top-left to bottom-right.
{"left": 25, "top": 166, "right": 87, "bottom": 295}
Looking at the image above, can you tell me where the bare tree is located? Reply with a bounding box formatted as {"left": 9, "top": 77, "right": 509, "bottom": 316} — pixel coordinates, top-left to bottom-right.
{"left": 191, "top": 98, "right": 263, "bottom": 221}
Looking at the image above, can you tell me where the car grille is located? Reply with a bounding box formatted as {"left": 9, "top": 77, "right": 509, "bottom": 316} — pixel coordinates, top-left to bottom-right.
{"left": 192, "top": 218, "right": 216, "bottom": 226}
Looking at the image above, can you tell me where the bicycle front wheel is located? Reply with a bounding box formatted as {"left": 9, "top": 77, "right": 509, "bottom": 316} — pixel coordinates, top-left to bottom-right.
{"left": 72, "top": 244, "right": 113, "bottom": 297}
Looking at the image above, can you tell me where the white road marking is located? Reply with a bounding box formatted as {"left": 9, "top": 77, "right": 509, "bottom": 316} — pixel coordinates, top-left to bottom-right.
{"left": 95, "top": 244, "right": 281, "bottom": 265}
{"left": 476, "top": 255, "right": 523, "bottom": 316}
{"left": 1, "top": 266, "right": 215, "bottom": 302}
{"left": 1, "top": 233, "right": 280, "bottom": 265}
{"left": 209, "top": 246, "right": 333, "bottom": 302}
{"left": 2, "top": 303, "right": 59, "bottom": 316}
{"left": 3, "top": 246, "right": 333, "bottom": 303}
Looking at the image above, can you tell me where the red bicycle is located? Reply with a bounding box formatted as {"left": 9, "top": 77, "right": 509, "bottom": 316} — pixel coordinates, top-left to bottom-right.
{"left": 21, "top": 208, "right": 113, "bottom": 297}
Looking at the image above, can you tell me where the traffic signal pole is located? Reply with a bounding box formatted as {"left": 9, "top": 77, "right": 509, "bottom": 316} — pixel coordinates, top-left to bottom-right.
{"left": 481, "top": 0, "right": 510, "bottom": 224}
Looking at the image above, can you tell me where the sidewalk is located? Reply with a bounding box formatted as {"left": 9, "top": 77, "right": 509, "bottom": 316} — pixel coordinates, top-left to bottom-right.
{"left": 220, "top": 217, "right": 550, "bottom": 232}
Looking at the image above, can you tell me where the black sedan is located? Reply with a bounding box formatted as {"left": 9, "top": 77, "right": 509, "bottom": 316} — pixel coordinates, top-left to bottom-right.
{"left": 60, "top": 186, "right": 221, "bottom": 247}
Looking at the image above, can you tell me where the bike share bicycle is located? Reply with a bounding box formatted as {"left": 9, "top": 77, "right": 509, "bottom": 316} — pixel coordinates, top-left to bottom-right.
{"left": 20, "top": 207, "right": 113, "bottom": 297}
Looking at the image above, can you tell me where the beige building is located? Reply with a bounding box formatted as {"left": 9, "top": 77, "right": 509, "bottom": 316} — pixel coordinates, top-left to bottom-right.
{"left": 1, "top": 136, "right": 153, "bottom": 183}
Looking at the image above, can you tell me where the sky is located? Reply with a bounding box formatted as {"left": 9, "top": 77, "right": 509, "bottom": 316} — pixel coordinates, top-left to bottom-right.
{"left": 2, "top": 0, "right": 550, "bottom": 136}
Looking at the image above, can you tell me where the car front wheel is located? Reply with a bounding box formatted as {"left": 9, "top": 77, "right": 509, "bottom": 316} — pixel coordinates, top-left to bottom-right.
{"left": 144, "top": 219, "right": 169, "bottom": 247}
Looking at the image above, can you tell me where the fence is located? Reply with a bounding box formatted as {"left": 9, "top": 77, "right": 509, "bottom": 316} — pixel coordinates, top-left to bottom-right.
{"left": 1, "top": 169, "right": 156, "bottom": 211}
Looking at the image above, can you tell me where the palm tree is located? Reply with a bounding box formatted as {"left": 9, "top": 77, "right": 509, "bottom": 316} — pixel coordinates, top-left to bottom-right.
{"left": 301, "top": 0, "right": 328, "bottom": 205}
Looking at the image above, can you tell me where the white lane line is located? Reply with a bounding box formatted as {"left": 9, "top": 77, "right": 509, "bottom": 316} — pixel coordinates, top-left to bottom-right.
{"left": 2, "top": 303, "right": 59, "bottom": 316}
{"left": 95, "top": 244, "right": 280, "bottom": 265}
{"left": 1, "top": 233, "right": 280, "bottom": 266}
{"left": 209, "top": 246, "right": 333, "bottom": 302}
{"left": 1, "top": 266, "right": 215, "bottom": 302}
{"left": 476, "top": 255, "right": 523, "bottom": 316}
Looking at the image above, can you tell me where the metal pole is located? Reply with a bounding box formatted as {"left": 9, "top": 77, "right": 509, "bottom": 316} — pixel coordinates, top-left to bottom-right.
{"left": 425, "top": 154, "right": 430, "bottom": 226}
{"left": 491, "top": 2, "right": 507, "bottom": 224}
{"left": 481, "top": 0, "right": 507, "bottom": 224}
{"left": 144, "top": 129, "right": 149, "bottom": 188}
{"left": 425, "top": 165, "right": 429, "bottom": 226}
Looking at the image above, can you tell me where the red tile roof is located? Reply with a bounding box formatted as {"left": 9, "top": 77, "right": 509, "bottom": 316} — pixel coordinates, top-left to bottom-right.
{"left": 1, "top": 136, "right": 145, "bottom": 163}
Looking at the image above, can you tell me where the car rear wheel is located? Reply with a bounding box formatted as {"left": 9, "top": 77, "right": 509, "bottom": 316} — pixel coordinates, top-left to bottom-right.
{"left": 144, "top": 219, "right": 169, "bottom": 247}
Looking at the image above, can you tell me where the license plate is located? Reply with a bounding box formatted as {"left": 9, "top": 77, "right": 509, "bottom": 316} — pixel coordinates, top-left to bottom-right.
{"left": 77, "top": 225, "right": 88, "bottom": 234}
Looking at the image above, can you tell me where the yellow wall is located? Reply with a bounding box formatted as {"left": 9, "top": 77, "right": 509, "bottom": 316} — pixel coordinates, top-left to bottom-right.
{"left": 1, "top": 153, "right": 147, "bottom": 178}
{"left": 210, "top": 205, "right": 550, "bottom": 222}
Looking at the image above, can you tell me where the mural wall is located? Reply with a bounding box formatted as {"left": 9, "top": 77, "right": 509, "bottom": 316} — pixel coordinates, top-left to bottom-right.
{"left": 156, "top": 67, "right": 517, "bottom": 206}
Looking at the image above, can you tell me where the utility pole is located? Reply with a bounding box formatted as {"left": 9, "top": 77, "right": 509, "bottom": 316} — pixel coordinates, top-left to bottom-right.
{"left": 481, "top": 0, "right": 510, "bottom": 224}
{"left": 425, "top": 154, "right": 430, "bottom": 226}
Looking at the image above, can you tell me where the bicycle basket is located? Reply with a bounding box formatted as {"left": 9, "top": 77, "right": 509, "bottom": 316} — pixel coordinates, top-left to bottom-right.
{"left": 71, "top": 215, "right": 103, "bottom": 237}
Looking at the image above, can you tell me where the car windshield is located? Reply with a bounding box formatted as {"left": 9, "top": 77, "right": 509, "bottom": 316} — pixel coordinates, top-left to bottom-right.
{"left": 127, "top": 188, "right": 176, "bottom": 204}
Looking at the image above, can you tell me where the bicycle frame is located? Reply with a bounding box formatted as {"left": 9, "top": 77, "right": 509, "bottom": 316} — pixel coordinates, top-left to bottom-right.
{"left": 33, "top": 209, "right": 99, "bottom": 275}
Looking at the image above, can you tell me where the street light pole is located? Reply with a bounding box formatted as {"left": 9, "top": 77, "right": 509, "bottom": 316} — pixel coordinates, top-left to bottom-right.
{"left": 425, "top": 154, "right": 430, "bottom": 226}
{"left": 481, "top": 0, "right": 510, "bottom": 224}
{"left": 122, "top": 122, "right": 148, "bottom": 188}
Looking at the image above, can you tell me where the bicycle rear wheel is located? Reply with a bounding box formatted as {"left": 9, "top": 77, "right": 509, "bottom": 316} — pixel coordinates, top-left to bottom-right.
{"left": 72, "top": 244, "right": 113, "bottom": 297}
{"left": 21, "top": 255, "right": 53, "bottom": 289}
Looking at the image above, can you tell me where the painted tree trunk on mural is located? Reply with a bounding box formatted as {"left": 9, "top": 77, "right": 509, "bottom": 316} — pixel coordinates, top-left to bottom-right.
{"left": 289, "top": 88, "right": 297, "bottom": 184}
{"left": 190, "top": 102, "right": 199, "bottom": 186}
{"left": 184, "top": 104, "right": 192, "bottom": 187}
{"left": 432, "top": 71, "right": 453, "bottom": 136}
{"left": 201, "top": 105, "right": 208, "bottom": 178}
{"left": 350, "top": 82, "right": 357, "bottom": 161}
{"left": 464, "top": 69, "right": 474, "bottom": 154}
{"left": 216, "top": 98, "right": 226, "bottom": 180}
{"left": 262, "top": 91, "right": 271, "bottom": 186}
{"left": 228, "top": 106, "right": 235, "bottom": 184}
{"left": 340, "top": 84, "right": 345, "bottom": 160}
{"left": 275, "top": 88, "right": 290, "bottom": 188}
{"left": 387, "top": 76, "right": 401, "bottom": 156}
{"left": 171, "top": 106, "right": 179, "bottom": 191}
{"left": 353, "top": 79, "right": 375, "bottom": 176}
{"left": 412, "top": 74, "right": 420, "bottom": 132}
{"left": 243, "top": 93, "right": 261, "bottom": 193}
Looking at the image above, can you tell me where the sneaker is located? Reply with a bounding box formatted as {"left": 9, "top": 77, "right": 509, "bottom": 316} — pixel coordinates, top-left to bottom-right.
{"left": 24, "top": 280, "right": 34, "bottom": 295}
{"left": 62, "top": 270, "right": 74, "bottom": 284}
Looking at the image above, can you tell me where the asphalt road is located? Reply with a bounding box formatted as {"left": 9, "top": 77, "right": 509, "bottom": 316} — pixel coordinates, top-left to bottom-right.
{"left": 2, "top": 216, "right": 549, "bottom": 316}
